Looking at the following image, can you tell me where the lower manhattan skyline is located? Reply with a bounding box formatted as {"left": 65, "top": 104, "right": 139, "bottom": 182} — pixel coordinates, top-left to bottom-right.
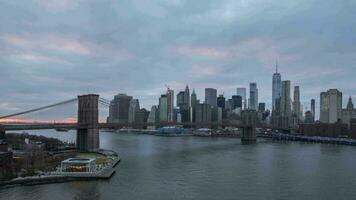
{"left": 1, "top": 0, "right": 356, "bottom": 116}
{"left": 1, "top": 1, "right": 356, "bottom": 200}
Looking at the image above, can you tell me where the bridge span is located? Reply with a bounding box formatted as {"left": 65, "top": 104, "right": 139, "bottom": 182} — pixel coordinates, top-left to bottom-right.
{"left": 0, "top": 94, "right": 297, "bottom": 151}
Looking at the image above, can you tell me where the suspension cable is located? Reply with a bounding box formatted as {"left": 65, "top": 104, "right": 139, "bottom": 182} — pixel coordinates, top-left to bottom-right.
{"left": 0, "top": 98, "right": 78, "bottom": 119}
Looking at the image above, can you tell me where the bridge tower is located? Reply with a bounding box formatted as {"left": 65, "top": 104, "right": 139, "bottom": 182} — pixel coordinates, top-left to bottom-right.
{"left": 241, "top": 110, "right": 258, "bottom": 144}
{"left": 77, "top": 94, "right": 99, "bottom": 152}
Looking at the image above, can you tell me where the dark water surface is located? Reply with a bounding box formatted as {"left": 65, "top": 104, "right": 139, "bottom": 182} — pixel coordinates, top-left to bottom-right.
{"left": 1, "top": 130, "right": 356, "bottom": 200}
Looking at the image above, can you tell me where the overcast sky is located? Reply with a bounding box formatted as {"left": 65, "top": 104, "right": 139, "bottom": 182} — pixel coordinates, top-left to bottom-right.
{"left": 0, "top": 0, "right": 356, "bottom": 120}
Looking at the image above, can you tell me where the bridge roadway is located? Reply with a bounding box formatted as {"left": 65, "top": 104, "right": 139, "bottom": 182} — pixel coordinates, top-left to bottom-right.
{"left": 1, "top": 122, "right": 297, "bottom": 132}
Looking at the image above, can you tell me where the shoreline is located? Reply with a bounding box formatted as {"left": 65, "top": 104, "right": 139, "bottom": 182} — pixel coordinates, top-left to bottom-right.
{"left": 0, "top": 157, "right": 120, "bottom": 189}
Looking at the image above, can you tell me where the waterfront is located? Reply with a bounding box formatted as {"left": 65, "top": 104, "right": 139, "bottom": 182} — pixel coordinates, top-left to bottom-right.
{"left": 1, "top": 130, "right": 356, "bottom": 200}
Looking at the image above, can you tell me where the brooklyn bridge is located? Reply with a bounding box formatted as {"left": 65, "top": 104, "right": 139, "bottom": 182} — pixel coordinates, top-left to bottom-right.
{"left": 0, "top": 94, "right": 296, "bottom": 151}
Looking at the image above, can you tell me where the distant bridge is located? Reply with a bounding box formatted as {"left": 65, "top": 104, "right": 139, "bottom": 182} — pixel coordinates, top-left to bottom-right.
{"left": 0, "top": 94, "right": 297, "bottom": 151}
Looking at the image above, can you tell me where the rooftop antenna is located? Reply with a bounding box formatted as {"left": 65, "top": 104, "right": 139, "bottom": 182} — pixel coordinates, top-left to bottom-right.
{"left": 275, "top": 59, "right": 278, "bottom": 73}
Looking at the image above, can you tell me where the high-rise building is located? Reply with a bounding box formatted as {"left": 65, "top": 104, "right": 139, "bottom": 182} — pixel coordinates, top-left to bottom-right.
{"left": 128, "top": 99, "right": 140, "bottom": 123}
{"left": 280, "top": 80, "right": 291, "bottom": 117}
{"left": 249, "top": 83, "right": 258, "bottom": 110}
{"left": 158, "top": 94, "right": 168, "bottom": 122}
{"left": 236, "top": 88, "right": 247, "bottom": 109}
{"left": 191, "top": 89, "right": 197, "bottom": 109}
{"left": 177, "top": 91, "right": 185, "bottom": 107}
{"left": 342, "top": 96, "right": 356, "bottom": 128}
{"left": 320, "top": 89, "right": 342, "bottom": 123}
{"left": 272, "top": 62, "right": 282, "bottom": 111}
{"left": 107, "top": 93, "right": 132, "bottom": 123}
{"left": 293, "top": 86, "right": 302, "bottom": 118}
{"left": 166, "top": 89, "right": 174, "bottom": 122}
{"left": 184, "top": 85, "right": 190, "bottom": 107}
{"left": 231, "top": 95, "right": 242, "bottom": 109}
{"left": 191, "top": 89, "right": 198, "bottom": 123}
{"left": 258, "top": 103, "right": 266, "bottom": 112}
{"left": 195, "top": 103, "right": 212, "bottom": 128}
{"left": 311, "top": 99, "right": 316, "bottom": 122}
{"left": 217, "top": 94, "right": 226, "bottom": 109}
{"left": 205, "top": 88, "right": 217, "bottom": 107}
{"left": 147, "top": 106, "right": 158, "bottom": 124}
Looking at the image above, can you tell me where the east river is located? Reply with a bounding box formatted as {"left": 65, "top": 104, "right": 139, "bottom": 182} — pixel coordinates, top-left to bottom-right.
{"left": 1, "top": 130, "right": 356, "bottom": 200}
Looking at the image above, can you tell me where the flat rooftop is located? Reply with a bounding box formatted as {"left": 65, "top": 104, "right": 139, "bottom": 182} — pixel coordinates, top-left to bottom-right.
{"left": 62, "top": 157, "right": 96, "bottom": 164}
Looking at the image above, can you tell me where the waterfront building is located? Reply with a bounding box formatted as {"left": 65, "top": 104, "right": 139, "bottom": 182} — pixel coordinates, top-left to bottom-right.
{"left": 249, "top": 83, "right": 258, "bottom": 110}
{"left": 304, "top": 111, "right": 314, "bottom": 123}
{"left": 236, "top": 88, "right": 247, "bottom": 109}
{"left": 128, "top": 99, "right": 140, "bottom": 123}
{"left": 61, "top": 158, "right": 96, "bottom": 173}
{"left": 279, "top": 80, "right": 292, "bottom": 128}
{"left": 107, "top": 94, "right": 132, "bottom": 123}
{"left": 195, "top": 103, "right": 212, "bottom": 128}
{"left": 293, "top": 86, "right": 302, "bottom": 118}
{"left": 166, "top": 89, "right": 174, "bottom": 122}
{"left": 320, "top": 89, "right": 342, "bottom": 123}
{"left": 147, "top": 106, "right": 158, "bottom": 124}
{"left": 341, "top": 96, "right": 356, "bottom": 129}
{"left": 272, "top": 63, "right": 282, "bottom": 111}
{"left": 311, "top": 99, "right": 316, "bottom": 122}
{"left": 158, "top": 94, "right": 168, "bottom": 122}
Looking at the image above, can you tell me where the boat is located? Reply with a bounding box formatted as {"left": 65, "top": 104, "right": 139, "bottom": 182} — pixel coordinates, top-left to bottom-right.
{"left": 55, "top": 128, "right": 69, "bottom": 132}
{"left": 193, "top": 128, "right": 213, "bottom": 136}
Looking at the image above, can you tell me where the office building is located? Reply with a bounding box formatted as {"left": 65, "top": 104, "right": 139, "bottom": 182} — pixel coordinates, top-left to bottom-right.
{"left": 217, "top": 94, "right": 226, "bottom": 109}
{"left": 320, "top": 89, "right": 342, "bottom": 123}
{"left": 249, "top": 83, "right": 258, "bottom": 110}
{"left": 158, "top": 94, "right": 168, "bottom": 122}
{"left": 342, "top": 96, "right": 356, "bottom": 128}
{"left": 107, "top": 93, "right": 132, "bottom": 123}
{"left": 205, "top": 88, "right": 217, "bottom": 107}
{"left": 166, "top": 89, "right": 174, "bottom": 122}
{"left": 231, "top": 95, "right": 242, "bottom": 109}
{"left": 236, "top": 88, "right": 247, "bottom": 109}
{"left": 128, "top": 99, "right": 140, "bottom": 123}
{"left": 272, "top": 63, "right": 282, "bottom": 110}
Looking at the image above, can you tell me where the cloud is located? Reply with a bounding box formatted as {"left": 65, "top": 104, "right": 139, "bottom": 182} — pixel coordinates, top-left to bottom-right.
{"left": 0, "top": 0, "right": 356, "bottom": 119}
{"left": 34, "top": 0, "right": 82, "bottom": 12}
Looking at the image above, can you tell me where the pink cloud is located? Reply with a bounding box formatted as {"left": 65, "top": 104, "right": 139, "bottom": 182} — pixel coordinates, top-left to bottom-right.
{"left": 177, "top": 46, "right": 228, "bottom": 59}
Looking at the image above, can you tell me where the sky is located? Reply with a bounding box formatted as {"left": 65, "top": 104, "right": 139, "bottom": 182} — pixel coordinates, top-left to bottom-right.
{"left": 0, "top": 0, "right": 356, "bottom": 120}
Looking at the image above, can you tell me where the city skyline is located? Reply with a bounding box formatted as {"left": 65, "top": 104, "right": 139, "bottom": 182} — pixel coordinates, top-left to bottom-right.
{"left": 1, "top": 0, "right": 356, "bottom": 117}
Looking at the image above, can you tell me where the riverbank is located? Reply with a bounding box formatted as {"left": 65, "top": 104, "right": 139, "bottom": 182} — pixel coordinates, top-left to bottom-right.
{"left": 0, "top": 157, "right": 120, "bottom": 189}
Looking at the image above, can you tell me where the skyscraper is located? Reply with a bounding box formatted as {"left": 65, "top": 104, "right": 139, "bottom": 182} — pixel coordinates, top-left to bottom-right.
{"left": 272, "top": 62, "right": 282, "bottom": 111}
{"left": 231, "top": 95, "right": 242, "bottom": 109}
{"left": 249, "top": 83, "right": 258, "bottom": 110}
{"left": 320, "top": 89, "right": 342, "bottom": 123}
{"left": 184, "top": 85, "right": 190, "bottom": 107}
{"left": 281, "top": 80, "right": 291, "bottom": 117}
{"left": 166, "top": 88, "right": 174, "bottom": 122}
{"left": 311, "top": 99, "right": 315, "bottom": 121}
{"left": 205, "top": 88, "right": 217, "bottom": 107}
{"left": 191, "top": 89, "right": 197, "bottom": 109}
{"left": 217, "top": 94, "right": 226, "bottom": 109}
{"left": 293, "top": 86, "right": 301, "bottom": 118}
{"left": 107, "top": 93, "right": 132, "bottom": 123}
{"left": 128, "top": 99, "right": 140, "bottom": 123}
{"left": 158, "top": 94, "right": 168, "bottom": 122}
{"left": 236, "top": 88, "right": 247, "bottom": 109}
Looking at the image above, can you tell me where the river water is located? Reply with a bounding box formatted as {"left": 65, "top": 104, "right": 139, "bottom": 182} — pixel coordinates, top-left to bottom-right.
{"left": 1, "top": 130, "right": 356, "bottom": 200}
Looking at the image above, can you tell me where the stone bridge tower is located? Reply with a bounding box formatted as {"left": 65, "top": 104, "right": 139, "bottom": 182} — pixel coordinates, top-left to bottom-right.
{"left": 77, "top": 94, "right": 99, "bottom": 152}
{"left": 241, "top": 110, "right": 258, "bottom": 144}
